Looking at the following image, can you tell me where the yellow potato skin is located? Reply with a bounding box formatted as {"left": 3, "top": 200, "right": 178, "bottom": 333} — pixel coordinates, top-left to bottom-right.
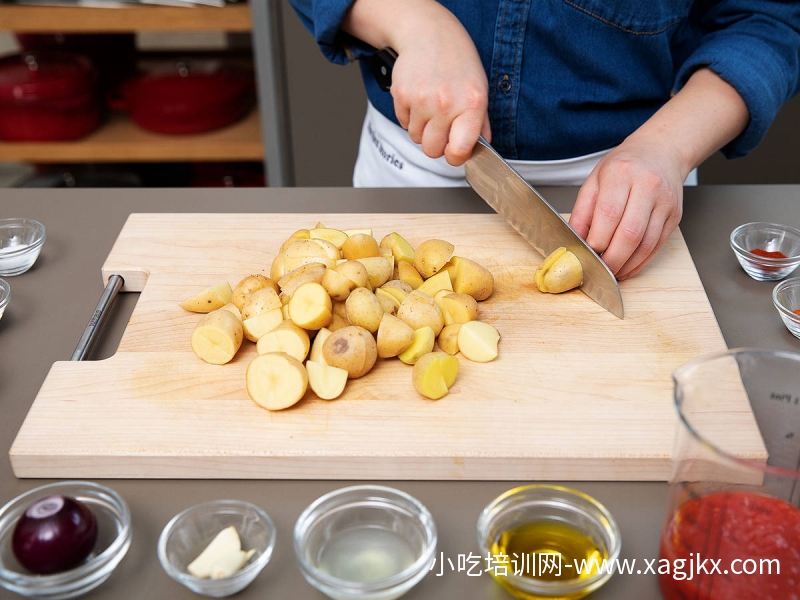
{"left": 345, "top": 287, "right": 384, "bottom": 333}
{"left": 231, "top": 275, "right": 277, "bottom": 311}
{"left": 342, "top": 233, "right": 380, "bottom": 260}
{"left": 322, "top": 325, "right": 378, "bottom": 379}
{"left": 445, "top": 256, "right": 494, "bottom": 301}
{"left": 397, "top": 291, "right": 444, "bottom": 336}
{"left": 437, "top": 323, "right": 462, "bottom": 355}
{"left": 413, "top": 239, "right": 454, "bottom": 278}
{"left": 534, "top": 247, "right": 583, "bottom": 293}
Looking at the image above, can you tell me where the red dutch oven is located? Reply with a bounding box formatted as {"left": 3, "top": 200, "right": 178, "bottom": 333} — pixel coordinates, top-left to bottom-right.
{"left": 0, "top": 52, "right": 100, "bottom": 142}
{"left": 114, "top": 60, "right": 255, "bottom": 135}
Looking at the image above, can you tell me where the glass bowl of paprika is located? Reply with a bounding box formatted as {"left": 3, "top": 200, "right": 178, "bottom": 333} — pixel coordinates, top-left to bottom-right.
{"left": 772, "top": 277, "right": 800, "bottom": 339}
{"left": 730, "top": 222, "right": 800, "bottom": 281}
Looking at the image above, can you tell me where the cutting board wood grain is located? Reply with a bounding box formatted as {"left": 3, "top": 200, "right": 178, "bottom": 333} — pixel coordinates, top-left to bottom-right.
{"left": 10, "top": 213, "right": 762, "bottom": 480}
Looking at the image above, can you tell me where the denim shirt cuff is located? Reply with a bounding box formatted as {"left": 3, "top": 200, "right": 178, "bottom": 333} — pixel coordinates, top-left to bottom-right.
{"left": 306, "top": 0, "right": 377, "bottom": 65}
{"left": 674, "top": 37, "right": 793, "bottom": 159}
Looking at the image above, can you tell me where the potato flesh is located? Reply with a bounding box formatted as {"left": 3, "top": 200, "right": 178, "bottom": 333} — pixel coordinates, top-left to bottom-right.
{"left": 246, "top": 352, "right": 308, "bottom": 410}
{"left": 242, "top": 308, "right": 283, "bottom": 343}
{"left": 191, "top": 309, "right": 243, "bottom": 365}
{"left": 416, "top": 270, "right": 453, "bottom": 297}
{"left": 307, "top": 360, "right": 349, "bottom": 400}
{"left": 379, "top": 232, "right": 415, "bottom": 263}
{"left": 256, "top": 322, "right": 310, "bottom": 362}
{"left": 437, "top": 293, "right": 479, "bottom": 325}
{"left": 458, "top": 320, "right": 500, "bottom": 363}
{"left": 412, "top": 352, "right": 460, "bottom": 400}
{"left": 308, "top": 327, "right": 333, "bottom": 364}
{"left": 398, "top": 326, "right": 436, "bottom": 365}
{"left": 289, "top": 282, "right": 333, "bottom": 330}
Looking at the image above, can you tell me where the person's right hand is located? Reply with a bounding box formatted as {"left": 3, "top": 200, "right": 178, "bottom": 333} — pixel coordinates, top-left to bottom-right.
{"left": 343, "top": 0, "right": 490, "bottom": 166}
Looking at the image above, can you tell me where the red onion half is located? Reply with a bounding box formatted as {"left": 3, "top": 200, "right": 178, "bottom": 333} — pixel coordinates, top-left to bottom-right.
{"left": 12, "top": 495, "right": 98, "bottom": 574}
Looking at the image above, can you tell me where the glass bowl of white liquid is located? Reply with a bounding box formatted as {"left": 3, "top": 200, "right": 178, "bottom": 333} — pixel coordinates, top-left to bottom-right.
{"left": 293, "top": 485, "right": 437, "bottom": 600}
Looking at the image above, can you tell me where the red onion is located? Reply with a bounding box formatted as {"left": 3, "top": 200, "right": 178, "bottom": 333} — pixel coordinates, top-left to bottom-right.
{"left": 12, "top": 495, "right": 98, "bottom": 574}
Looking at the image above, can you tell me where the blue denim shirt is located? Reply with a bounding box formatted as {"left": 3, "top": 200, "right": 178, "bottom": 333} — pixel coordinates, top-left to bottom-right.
{"left": 289, "top": 0, "right": 800, "bottom": 160}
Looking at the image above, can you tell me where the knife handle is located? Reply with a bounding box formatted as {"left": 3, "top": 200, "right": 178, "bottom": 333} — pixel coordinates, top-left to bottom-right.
{"left": 368, "top": 47, "right": 397, "bottom": 92}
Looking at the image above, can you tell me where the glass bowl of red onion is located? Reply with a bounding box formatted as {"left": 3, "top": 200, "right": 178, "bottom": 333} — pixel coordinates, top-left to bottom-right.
{"left": 0, "top": 481, "right": 131, "bottom": 599}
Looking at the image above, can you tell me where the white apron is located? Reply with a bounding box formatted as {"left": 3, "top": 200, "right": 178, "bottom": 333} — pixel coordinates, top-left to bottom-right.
{"left": 353, "top": 101, "right": 698, "bottom": 187}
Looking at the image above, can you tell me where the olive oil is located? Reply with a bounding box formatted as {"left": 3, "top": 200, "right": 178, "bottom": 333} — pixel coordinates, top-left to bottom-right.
{"left": 489, "top": 520, "right": 607, "bottom": 599}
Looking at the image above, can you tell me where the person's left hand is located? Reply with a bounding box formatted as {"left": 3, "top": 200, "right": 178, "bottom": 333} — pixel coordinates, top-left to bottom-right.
{"left": 568, "top": 136, "right": 686, "bottom": 281}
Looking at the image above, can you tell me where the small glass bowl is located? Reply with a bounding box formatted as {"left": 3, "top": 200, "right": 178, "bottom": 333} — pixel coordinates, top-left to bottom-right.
{"left": 730, "top": 222, "right": 800, "bottom": 281}
{"left": 0, "top": 278, "right": 9, "bottom": 321}
{"left": 294, "top": 485, "right": 437, "bottom": 600}
{"left": 0, "top": 481, "right": 132, "bottom": 600}
{"left": 0, "top": 218, "right": 46, "bottom": 277}
{"left": 477, "top": 485, "right": 621, "bottom": 600}
{"left": 157, "top": 500, "right": 275, "bottom": 598}
{"left": 772, "top": 277, "right": 800, "bottom": 338}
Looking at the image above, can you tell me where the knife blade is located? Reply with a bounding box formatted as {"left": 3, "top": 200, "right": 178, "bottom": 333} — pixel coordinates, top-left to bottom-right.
{"left": 366, "top": 47, "right": 623, "bottom": 317}
{"left": 465, "top": 137, "right": 624, "bottom": 318}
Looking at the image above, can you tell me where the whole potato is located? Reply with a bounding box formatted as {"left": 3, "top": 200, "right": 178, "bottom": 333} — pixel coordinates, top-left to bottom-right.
{"left": 322, "top": 326, "right": 378, "bottom": 378}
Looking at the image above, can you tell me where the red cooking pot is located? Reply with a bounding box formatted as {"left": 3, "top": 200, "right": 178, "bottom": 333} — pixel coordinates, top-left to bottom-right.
{"left": 0, "top": 52, "right": 100, "bottom": 142}
{"left": 114, "top": 60, "right": 255, "bottom": 135}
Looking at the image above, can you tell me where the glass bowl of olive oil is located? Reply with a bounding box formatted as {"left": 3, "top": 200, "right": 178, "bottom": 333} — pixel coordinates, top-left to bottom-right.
{"left": 477, "top": 485, "right": 621, "bottom": 600}
{"left": 294, "top": 485, "right": 437, "bottom": 600}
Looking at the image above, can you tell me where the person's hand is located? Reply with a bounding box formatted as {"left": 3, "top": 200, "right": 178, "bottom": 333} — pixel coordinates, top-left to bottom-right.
{"left": 343, "top": 0, "right": 490, "bottom": 166}
{"left": 568, "top": 136, "right": 685, "bottom": 280}
{"left": 390, "top": 11, "right": 491, "bottom": 166}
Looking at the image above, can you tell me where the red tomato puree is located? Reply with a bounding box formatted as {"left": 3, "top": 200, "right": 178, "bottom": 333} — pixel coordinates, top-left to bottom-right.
{"left": 659, "top": 491, "right": 800, "bottom": 600}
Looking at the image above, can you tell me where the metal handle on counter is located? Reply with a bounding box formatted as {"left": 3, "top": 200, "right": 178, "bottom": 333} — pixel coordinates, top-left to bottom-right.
{"left": 70, "top": 274, "right": 124, "bottom": 361}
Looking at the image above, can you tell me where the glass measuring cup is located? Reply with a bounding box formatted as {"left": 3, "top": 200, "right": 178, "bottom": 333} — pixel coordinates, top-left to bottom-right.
{"left": 660, "top": 349, "right": 800, "bottom": 600}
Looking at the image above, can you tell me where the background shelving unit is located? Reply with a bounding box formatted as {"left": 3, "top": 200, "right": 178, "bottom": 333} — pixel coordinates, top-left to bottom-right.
{"left": 0, "top": 0, "right": 293, "bottom": 185}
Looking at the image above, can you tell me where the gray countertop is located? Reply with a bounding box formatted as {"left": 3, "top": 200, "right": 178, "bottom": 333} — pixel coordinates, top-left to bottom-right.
{"left": 1, "top": 185, "right": 797, "bottom": 600}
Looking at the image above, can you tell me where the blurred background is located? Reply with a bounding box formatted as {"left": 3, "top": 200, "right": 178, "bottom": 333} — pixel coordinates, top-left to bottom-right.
{"left": 0, "top": 0, "right": 798, "bottom": 189}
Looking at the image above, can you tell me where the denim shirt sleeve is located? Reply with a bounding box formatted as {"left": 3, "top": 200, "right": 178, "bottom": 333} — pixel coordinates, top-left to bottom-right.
{"left": 286, "top": 0, "right": 377, "bottom": 65}
{"left": 674, "top": 0, "right": 800, "bottom": 158}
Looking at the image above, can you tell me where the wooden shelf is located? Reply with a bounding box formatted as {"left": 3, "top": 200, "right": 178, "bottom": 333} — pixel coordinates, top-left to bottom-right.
{"left": 0, "top": 109, "right": 263, "bottom": 163}
{"left": 0, "top": 3, "right": 252, "bottom": 33}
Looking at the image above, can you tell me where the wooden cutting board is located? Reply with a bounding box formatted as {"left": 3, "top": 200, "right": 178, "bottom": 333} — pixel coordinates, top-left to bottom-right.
{"left": 10, "top": 213, "right": 763, "bottom": 480}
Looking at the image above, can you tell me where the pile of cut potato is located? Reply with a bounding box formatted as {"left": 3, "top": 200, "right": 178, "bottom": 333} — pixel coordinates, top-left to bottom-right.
{"left": 179, "top": 225, "right": 503, "bottom": 410}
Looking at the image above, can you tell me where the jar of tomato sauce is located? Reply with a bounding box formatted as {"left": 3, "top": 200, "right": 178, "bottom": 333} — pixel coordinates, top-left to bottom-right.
{"left": 660, "top": 349, "right": 800, "bottom": 600}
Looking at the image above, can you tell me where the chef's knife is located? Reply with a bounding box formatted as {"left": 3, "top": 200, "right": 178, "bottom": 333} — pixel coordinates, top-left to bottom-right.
{"left": 368, "top": 48, "right": 624, "bottom": 318}
{"left": 465, "top": 138, "right": 623, "bottom": 318}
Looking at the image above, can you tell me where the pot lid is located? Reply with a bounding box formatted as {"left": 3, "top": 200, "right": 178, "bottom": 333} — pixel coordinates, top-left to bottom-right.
{"left": 124, "top": 60, "right": 253, "bottom": 113}
{"left": 0, "top": 52, "right": 96, "bottom": 102}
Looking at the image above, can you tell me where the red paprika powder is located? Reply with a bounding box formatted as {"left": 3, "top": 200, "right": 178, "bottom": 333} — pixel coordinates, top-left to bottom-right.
{"left": 750, "top": 248, "right": 787, "bottom": 259}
